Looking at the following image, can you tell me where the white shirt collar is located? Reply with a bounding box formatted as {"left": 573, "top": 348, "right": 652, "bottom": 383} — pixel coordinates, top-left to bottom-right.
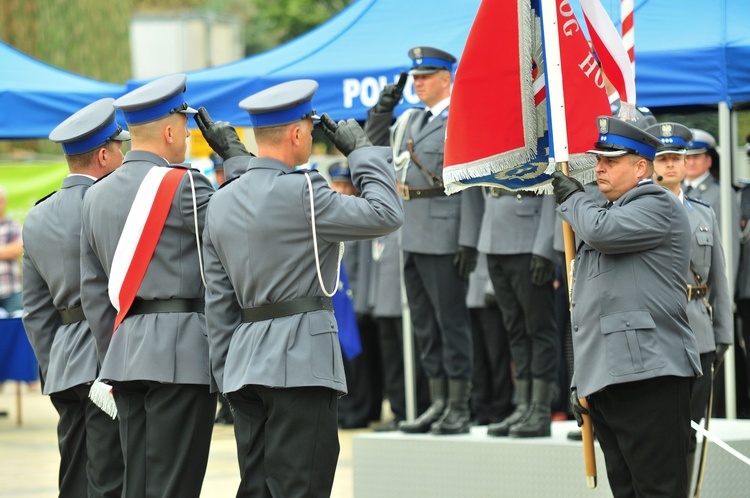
{"left": 68, "top": 173, "right": 97, "bottom": 180}
{"left": 426, "top": 97, "right": 451, "bottom": 120}
{"left": 685, "top": 171, "right": 711, "bottom": 189}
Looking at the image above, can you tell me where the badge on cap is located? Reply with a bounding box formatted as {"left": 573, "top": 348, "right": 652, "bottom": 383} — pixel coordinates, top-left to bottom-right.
{"left": 598, "top": 117, "right": 609, "bottom": 134}
{"left": 413, "top": 47, "right": 423, "bottom": 58}
{"left": 660, "top": 123, "right": 673, "bottom": 137}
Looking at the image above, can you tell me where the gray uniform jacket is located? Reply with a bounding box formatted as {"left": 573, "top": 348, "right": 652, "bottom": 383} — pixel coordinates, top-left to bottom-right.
{"left": 684, "top": 197, "right": 733, "bottom": 353}
{"left": 558, "top": 182, "right": 701, "bottom": 398}
{"left": 479, "top": 191, "right": 556, "bottom": 261}
{"left": 686, "top": 174, "right": 740, "bottom": 278}
{"left": 22, "top": 176, "right": 98, "bottom": 395}
{"left": 203, "top": 146, "right": 403, "bottom": 395}
{"left": 365, "top": 107, "right": 483, "bottom": 255}
{"left": 368, "top": 229, "right": 403, "bottom": 318}
{"left": 80, "top": 150, "right": 214, "bottom": 386}
{"left": 343, "top": 239, "right": 373, "bottom": 315}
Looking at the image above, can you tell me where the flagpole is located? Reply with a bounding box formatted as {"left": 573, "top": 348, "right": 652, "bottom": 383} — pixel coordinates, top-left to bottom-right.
{"left": 541, "top": 0, "right": 597, "bottom": 489}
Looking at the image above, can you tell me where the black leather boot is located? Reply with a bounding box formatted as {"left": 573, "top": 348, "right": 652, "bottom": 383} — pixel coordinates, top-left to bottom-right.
{"left": 431, "top": 379, "right": 472, "bottom": 435}
{"left": 509, "top": 379, "right": 555, "bottom": 438}
{"left": 399, "top": 378, "right": 447, "bottom": 433}
{"left": 487, "top": 379, "right": 530, "bottom": 437}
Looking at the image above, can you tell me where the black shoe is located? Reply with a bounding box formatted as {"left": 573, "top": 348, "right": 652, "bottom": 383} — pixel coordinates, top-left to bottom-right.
{"left": 374, "top": 419, "right": 401, "bottom": 432}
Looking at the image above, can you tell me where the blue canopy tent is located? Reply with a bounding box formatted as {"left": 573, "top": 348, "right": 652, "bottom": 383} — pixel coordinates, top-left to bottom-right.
{"left": 172, "top": 0, "right": 749, "bottom": 126}
{"left": 163, "top": 0, "right": 483, "bottom": 124}
{"left": 0, "top": 41, "right": 125, "bottom": 139}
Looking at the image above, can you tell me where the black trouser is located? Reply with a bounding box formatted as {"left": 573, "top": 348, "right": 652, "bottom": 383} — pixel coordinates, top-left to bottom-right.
{"left": 487, "top": 253, "right": 558, "bottom": 382}
{"left": 113, "top": 381, "right": 216, "bottom": 498}
{"left": 376, "top": 316, "right": 430, "bottom": 420}
{"left": 689, "top": 352, "right": 716, "bottom": 451}
{"left": 337, "top": 314, "right": 383, "bottom": 427}
{"left": 469, "top": 305, "right": 514, "bottom": 422}
{"left": 403, "top": 252, "right": 473, "bottom": 380}
{"left": 227, "top": 385, "right": 339, "bottom": 498}
{"left": 588, "top": 376, "right": 692, "bottom": 498}
{"left": 50, "top": 383, "right": 123, "bottom": 498}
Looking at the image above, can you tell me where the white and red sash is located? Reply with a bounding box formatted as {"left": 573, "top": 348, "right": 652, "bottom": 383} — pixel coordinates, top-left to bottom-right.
{"left": 108, "top": 166, "right": 187, "bottom": 333}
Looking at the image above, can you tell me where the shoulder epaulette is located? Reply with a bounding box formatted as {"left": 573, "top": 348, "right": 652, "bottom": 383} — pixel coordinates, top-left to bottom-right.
{"left": 218, "top": 176, "right": 240, "bottom": 189}
{"left": 686, "top": 195, "right": 711, "bottom": 209}
{"left": 93, "top": 170, "right": 115, "bottom": 184}
{"left": 34, "top": 191, "right": 57, "bottom": 206}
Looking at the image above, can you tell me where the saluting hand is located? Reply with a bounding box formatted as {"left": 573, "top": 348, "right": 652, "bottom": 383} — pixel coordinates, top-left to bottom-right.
{"left": 320, "top": 114, "right": 372, "bottom": 157}
{"left": 374, "top": 72, "right": 408, "bottom": 113}
{"left": 195, "top": 107, "right": 253, "bottom": 161}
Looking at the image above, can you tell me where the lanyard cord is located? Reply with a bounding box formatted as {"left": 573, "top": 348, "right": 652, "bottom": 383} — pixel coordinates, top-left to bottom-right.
{"left": 304, "top": 172, "right": 343, "bottom": 297}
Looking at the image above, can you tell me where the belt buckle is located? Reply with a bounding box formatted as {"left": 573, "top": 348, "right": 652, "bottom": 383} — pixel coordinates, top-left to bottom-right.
{"left": 401, "top": 184, "right": 410, "bottom": 201}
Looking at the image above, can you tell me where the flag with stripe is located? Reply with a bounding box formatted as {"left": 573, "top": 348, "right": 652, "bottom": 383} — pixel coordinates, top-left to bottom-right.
{"left": 443, "top": 0, "right": 611, "bottom": 193}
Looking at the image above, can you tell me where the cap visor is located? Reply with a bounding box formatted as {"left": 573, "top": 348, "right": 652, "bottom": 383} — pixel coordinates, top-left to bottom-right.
{"left": 586, "top": 148, "right": 628, "bottom": 157}
{"left": 179, "top": 106, "right": 198, "bottom": 115}
{"left": 113, "top": 129, "right": 131, "bottom": 142}
{"left": 409, "top": 68, "right": 440, "bottom": 76}
{"left": 655, "top": 149, "right": 686, "bottom": 156}
{"left": 686, "top": 148, "right": 708, "bottom": 155}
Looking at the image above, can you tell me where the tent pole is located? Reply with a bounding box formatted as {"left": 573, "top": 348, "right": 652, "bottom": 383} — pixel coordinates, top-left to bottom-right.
{"left": 719, "top": 101, "right": 737, "bottom": 419}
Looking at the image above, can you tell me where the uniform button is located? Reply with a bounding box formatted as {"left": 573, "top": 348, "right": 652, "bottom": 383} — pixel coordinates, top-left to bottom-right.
{"left": 625, "top": 322, "right": 631, "bottom": 327}
{"left": 574, "top": 325, "right": 579, "bottom": 332}
{"left": 330, "top": 323, "right": 335, "bottom": 329}
{"left": 386, "top": 156, "right": 393, "bottom": 163}
{"left": 571, "top": 301, "right": 575, "bottom": 307}
{"left": 561, "top": 206, "right": 568, "bottom": 212}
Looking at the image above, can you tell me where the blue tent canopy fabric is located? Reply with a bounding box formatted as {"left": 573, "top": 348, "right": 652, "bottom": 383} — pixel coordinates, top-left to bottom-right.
{"left": 2, "top": 0, "right": 749, "bottom": 137}
{"left": 174, "top": 0, "right": 750, "bottom": 127}
{"left": 0, "top": 41, "right": 125, "bottom": 139}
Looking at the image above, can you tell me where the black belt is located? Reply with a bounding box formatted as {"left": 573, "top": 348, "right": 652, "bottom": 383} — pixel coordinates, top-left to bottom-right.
{"left": 241, "top": 296, "right": 333, "bottom": 323}
{"left": 59, "top": 306, "right": 85, "bottom": 325}
{"left": 127, "top": 298, "right": 205, "bottom": 316}
{"left": 488, "top": 187, "right": 538, "bottom": 198}
{"left": 687, "top": 285, "right": 708, "bottom": 301}
{"left": 398, "top": 184, "right": 446, "bottom": 200}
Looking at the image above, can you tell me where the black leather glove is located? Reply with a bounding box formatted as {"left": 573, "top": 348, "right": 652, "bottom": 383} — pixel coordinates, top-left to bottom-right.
{"left": 374, "top": 72, "right": 408, "bottom": 113}
{"left": 552, "top": 171, "right": 585, "bottom": 204}
{"left": 714, "top": 343, "right": 730, "bottom": 368}
{"left": 453, "top": 246, "right": 478, "bottom": 279}
{"left": 320, "top": 114, "right": 372, "bottom": 157}
{"left": 194, "top": 107, "right": 252, "bottom": 161}
{"left": 570, "top": 389, "right": 589, "bottom": 427}
{"left": 529, "top": 254, "right": 555, "bottom": 286}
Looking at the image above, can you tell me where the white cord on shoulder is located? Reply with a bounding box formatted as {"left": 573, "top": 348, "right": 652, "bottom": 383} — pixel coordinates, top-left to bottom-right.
{"left": 304, "top": 172, "right": 343, "bottom": 297}
{"left": 188, "top": 170, "right": 207, "bottom": 288}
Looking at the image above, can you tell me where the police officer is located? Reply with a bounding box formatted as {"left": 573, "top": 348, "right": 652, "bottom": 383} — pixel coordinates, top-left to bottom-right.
{"left": 552, "top": 116, "right": 702, "bottom": 497}
{"left": 328, "top": 161, "right": 384, "bottom": 429}
{"left": 366, "top": 46, "right": 483, "bottom": 435}
{"left": 80, "top": 74, "right": 218, "bottom": 498}
{"left": 23, "top": 98, "right": 128, "bottom": 498}
{"left": 200, "top": 79, "right": 403, "bottom": 498}
{"left": 648, "top": 122, "right": 733, "bottom": 486}
{"left": 684, "top": 129, "right": 740, "bottom": 277}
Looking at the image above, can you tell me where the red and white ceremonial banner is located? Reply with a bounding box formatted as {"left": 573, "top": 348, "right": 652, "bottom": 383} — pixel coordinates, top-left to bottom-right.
{"left": 580, "top": 0, "right": 636, "bottom": 117}
{"left": 444, "top": 0, "right": 610, "bottom": 193}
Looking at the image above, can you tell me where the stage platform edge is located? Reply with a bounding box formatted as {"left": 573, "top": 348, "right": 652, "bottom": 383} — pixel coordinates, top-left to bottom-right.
{"left": 352, "top": 419, "right": 750, "bottom": 497}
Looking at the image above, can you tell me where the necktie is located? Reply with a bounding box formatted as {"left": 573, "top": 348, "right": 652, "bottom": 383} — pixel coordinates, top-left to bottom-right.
{"left": 685, "top": 185, "right": 694, "bottom": 196}
{"left": 603, "top": 201, "right": 614, "bottom": 210}
{"left": 419, "top": 109, "right": 432, "bottom": 130}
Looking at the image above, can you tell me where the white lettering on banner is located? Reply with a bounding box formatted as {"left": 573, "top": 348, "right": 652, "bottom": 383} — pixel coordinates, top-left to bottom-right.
{"left": 341, "top": 75, "right": 419, "bottom": 109}
{"left": 559, "top": 0, "right": 580, "bottom": 36}
{"left": 578, "top": 53, "right": 605, "bottom": 89}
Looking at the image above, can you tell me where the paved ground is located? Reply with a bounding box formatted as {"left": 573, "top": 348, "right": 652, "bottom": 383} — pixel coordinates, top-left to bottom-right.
{"left": 0, "top": 381, "right": 362, "bottom": 498}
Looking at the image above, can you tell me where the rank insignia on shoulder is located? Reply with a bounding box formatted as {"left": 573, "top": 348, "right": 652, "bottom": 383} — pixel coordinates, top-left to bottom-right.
{"left": 35, "top": 191, "right": 56, "bottom": 205}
